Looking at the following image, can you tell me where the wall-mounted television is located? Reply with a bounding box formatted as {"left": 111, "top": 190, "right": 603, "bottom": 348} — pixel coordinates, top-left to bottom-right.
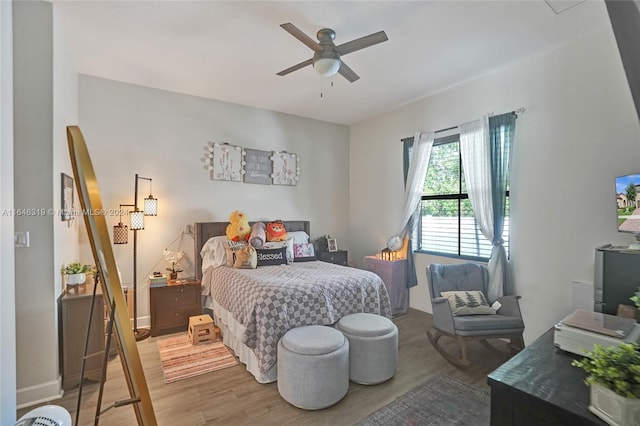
{"left": 615, "top": 173, "right": 640, "bottom": 237}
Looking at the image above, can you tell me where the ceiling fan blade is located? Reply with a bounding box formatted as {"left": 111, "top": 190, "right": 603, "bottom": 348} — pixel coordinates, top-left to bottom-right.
{"left": 280, "top": 23, "right": 322, "bottom": 52}
{"left": 338, "top": 61, "right": 360, "bottom": 83}
{"left": 335, "top": 31, "right": 388, "bottom": 56}
{"left": 277, "top": 58, "right": 314, "bottom": 76}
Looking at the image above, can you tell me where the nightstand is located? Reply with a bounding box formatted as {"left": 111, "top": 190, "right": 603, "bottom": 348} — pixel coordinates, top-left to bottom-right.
{"left": 363, "top": 256, "right": 409, "bottom": 316}
{"left": 318, "top": 250, "right": 348, "bottom": 266}
{"left": 150, "top": 279, "right": 201, "bottom": 337}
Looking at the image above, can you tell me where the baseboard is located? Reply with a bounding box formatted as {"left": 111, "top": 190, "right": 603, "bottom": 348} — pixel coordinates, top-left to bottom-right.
{"left": 16, "top": 377, "right": 62, "bottom": 409}
{"left": 137, "top": 315, "right": 150, "bottom": 329}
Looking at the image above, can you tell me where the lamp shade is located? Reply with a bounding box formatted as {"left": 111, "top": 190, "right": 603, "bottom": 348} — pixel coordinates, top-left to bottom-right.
{"left": 313, "top": 58, "right": 341, "bottom": 77}
{"left": 144, "top": 195, "right": 157, "bottom": 216}
{"left": 130, "top": 210, "right": 145, "bottom": 230}
{"left": 113, "top": 222, "right": 129, "bottom": 244}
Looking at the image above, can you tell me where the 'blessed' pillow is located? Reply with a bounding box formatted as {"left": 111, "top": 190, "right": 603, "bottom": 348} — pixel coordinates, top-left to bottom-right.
{"left": 440, "top": 290, "right": 495, "bottom": 316}
{"left": 256, "top": 247, "right": 288, "bottom": 267}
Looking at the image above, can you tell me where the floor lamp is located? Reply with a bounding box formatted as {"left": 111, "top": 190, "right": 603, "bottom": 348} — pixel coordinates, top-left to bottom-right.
{"left": 113, "top": 174, "right": 158, "bottom": 342}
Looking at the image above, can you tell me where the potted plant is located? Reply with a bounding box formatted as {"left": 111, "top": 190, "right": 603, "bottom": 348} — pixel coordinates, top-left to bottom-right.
{"left": 163, "top": 250, "right": 184, "bottom": 280}
{"left": 572, "top": 343, "right": 640, "bottom": 425}
{"left": 62, "top": 262, "right": 95, "bottom": 286}
{"left": 314, "top": 234, "right": 332, "bottom": 253}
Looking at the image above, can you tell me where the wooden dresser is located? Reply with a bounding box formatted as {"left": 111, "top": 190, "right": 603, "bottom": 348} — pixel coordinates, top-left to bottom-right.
{"left": 150, "top": 279, "right": 201, "bottom": 337}
{"left": 59, "top": 288, "right": 105, "bottom": 390}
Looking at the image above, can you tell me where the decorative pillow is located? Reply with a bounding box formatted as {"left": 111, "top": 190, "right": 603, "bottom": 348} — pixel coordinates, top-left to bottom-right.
{"left": 288, "top": 231, "right": 310, "bottom": 245}
{"left": 440, "top": 291, "right": 496, "bottom": 316}
{"left": 266, "top": 220, "right": 287, "bottom": 242}
{"left": 234, "top": 245, "right": 257, "bottom": 269}
{"left": 249, "top": 222, "right": 266, "bottom": 248}
{"left": 224, "top": 240, "right": 247, "bottom": 267}
{"left": 293, "top": 243, "right": 317, "bottom": 262}
{"left": 200, "top": 236, "right": 230, "bottom": 271}
{"left": 256, "top": 247, "right": 288, "bottom": 266}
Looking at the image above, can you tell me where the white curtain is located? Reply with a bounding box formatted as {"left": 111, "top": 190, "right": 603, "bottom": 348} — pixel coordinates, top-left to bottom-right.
{"left": 395, "top": 131, "right": 434, "bottom": 237}
{"left": 459, "top": 117, "right": 504, "bottom": 302}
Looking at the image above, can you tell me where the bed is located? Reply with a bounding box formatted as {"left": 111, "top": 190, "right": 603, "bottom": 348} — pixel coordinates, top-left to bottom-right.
{"left": 194, "top": 221, "right": 392, "bottom": 383}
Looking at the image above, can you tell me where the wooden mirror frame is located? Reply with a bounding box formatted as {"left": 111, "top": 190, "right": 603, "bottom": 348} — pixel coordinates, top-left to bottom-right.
{"left": 67, "top": 125, "right": 156, "bottom": 425}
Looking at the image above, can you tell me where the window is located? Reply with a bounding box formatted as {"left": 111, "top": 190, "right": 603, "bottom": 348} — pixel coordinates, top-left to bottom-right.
{"left": 413, "top": 134, "right": 510, "bottom": 260}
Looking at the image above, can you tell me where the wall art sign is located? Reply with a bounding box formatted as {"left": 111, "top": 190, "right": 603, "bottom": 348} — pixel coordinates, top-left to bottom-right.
{"left": 208, "top": 142, "right": 245, "bottom": 182}
{"left": 271, "top": 151, "right": 300, "bottom": 186}
{"left": 61, "top": 173, "right": 74, "bottom": 222}
{"left": 244, "top": 149, "right": 272, "bottom": 185}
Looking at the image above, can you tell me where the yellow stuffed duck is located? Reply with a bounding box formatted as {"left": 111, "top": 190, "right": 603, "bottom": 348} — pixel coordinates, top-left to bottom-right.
{"left": 226, "top": 211, "right": 251, "bottom": 242}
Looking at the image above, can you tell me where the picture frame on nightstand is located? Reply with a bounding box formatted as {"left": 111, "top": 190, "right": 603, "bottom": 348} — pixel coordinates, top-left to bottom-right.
{"left": 327, "top": 238, "right": 338, "bottom": 252}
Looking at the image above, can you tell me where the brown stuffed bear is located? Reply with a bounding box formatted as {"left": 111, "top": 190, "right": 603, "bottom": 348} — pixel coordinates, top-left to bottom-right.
{"left": 266, "top": 220, "right": 287, "bottom": 242}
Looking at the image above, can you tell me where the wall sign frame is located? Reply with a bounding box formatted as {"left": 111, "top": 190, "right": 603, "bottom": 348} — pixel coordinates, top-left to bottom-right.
{"left": 61, "top": 172, "right": 74, "bottom": 222}
{"left": 209, "top": 142, "right": 245, "bottom": 182}
{"left": 243, "top": 148, "right": 272, "bottom": 185}
{"left": 201, "top": 141, "right": 300, "bottom": 186}
{"left": 271, "top": 151, "right": 300, "bottom": 186}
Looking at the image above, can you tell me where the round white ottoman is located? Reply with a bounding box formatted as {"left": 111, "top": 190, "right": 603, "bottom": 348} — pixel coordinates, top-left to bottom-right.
{"left": 277, "top": 325, "right": 349, "bottom": 410}
{"left": 336, "top": 313, "right": 398, "bottom": 385}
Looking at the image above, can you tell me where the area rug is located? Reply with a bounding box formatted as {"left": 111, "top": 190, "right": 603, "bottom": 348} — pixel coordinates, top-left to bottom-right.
{"left": 157, "top": 334, "right": 238, "bottom": 384}
{"left": 357, "top": 375, "right": 489, "bottom": 426}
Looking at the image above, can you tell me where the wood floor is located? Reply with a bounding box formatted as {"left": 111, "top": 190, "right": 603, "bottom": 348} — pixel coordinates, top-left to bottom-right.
{"left": 18, "top": 308, "right": 513, "bottom": 425}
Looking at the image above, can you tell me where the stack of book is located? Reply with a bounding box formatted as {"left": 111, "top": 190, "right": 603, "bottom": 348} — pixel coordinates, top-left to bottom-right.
{"left": 148, "top": 274, "right": 167, "bottom": 288}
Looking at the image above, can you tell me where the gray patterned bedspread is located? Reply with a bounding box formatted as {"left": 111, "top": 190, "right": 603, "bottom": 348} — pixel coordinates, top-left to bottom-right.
{"left": 201, "top": 261, "right": 391, "bottom": 374}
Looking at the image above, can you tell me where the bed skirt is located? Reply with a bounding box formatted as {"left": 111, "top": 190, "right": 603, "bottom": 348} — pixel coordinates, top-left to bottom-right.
{"left": 204, "top": 295, "right": 277, "bottom": 383}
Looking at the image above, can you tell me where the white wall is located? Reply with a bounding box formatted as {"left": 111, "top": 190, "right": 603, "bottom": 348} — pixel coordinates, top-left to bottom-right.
{"left": 13, "top": 1, "right": 59, "bottom": 407}
{"left": 13, "top": 0, "right": 79, "bottom": 408}
{"left": 78, "top": 75, "right": 350, "bottom": 328}
{"left": 53, "top": 4, "right": 80, "bottom": 296}
{"left": 0, "top": 0, "right": 16, "bottom": 423}
{"left": 349, "top": 27, "right": 640, "bottom": 344}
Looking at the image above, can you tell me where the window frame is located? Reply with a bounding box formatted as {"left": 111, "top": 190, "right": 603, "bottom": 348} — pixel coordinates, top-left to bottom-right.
{"left": 413, "top": 133, "right": 509, "bottom": 261}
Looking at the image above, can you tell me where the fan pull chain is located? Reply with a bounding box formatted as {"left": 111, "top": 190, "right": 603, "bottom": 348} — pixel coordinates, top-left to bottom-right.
{"left": 319, "top": 78, "right": 334, "bottom": 98}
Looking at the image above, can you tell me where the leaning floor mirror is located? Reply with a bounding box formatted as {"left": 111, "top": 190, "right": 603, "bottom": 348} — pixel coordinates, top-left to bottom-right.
{"left": 67, "top": 125, "right": 157, "bottom": 425}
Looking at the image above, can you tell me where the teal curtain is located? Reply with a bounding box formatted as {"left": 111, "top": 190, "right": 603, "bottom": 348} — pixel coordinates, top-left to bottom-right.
{"left": 402, "top": 137, "right": 418, "bottom": 288}
{"left": 488, "top": 112, "right": 516, "bottom": 296}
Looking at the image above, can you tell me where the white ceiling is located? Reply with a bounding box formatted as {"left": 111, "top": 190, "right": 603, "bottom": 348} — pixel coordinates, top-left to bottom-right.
{"left": 53, "top": 0, "right": 611, "bottom": 126}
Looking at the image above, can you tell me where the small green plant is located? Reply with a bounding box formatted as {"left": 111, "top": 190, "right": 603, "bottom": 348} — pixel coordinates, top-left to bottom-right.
{"left": 314, "top": 234, "right": 332, "bottom": 245}
{"left": 62, "top": 262, "right": 95, "bottom": 275}
{"left": 572, "top": 343, "right": 640, "bottom": 398}
{"left": 631, "top": 287, "right": 640, "bottom": 308}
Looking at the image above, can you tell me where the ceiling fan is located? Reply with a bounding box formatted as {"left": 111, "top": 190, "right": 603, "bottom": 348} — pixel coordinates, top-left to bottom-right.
{"left": 277, "top": 23, "right": 388, "bottom": 83}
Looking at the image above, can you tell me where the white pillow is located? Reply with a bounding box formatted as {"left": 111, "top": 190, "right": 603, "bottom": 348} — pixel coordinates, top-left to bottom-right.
{"left": 288, "top": 231, "right": 310, "bottom": 245}
{"left": 200, "top": 236, "right": 230, "bottom": 272}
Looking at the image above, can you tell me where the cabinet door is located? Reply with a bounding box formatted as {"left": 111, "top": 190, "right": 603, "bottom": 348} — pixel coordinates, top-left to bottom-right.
{"left": 60, "top": 292, "right": 105, "bottom": 390}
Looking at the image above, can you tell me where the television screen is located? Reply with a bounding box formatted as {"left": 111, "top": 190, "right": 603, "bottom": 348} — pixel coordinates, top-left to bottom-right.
{"left": 616, "top": 173, "right": 640, "bottom": 233}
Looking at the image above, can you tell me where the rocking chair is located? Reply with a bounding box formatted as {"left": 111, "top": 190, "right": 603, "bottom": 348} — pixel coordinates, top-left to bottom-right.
{"left": 426, "top": 263, "right": 525, "bottom": 367}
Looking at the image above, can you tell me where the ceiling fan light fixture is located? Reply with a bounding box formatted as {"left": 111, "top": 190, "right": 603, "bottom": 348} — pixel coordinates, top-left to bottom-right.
{"left": 314, "top": 57, "right": 341, "bottom": 77}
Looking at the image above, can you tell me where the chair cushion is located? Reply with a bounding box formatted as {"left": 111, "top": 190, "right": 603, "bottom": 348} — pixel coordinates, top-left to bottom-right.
{"left": 429, "top": 263, "right": 488, "bottom": 297}
{"left": 281, "top": 325, "right": 345, "bottom": 355}
{"left": 453, "top": 314, "right": 524, "bottom": 332}
{"left": 337, "top": 313, "right": 395, "bottom": 337}
{"left": 440, "top": 290, "right": 495, "bottom": 316}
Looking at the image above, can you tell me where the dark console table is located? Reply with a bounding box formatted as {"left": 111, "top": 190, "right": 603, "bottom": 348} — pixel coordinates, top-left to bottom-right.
{"left": 487, "top": 329, "right": 607, "bottom": 425}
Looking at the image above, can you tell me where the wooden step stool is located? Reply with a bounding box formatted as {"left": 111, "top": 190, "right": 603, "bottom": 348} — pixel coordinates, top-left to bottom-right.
{"left": 188, "top": 314, "right": 217, "bottom": 345}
